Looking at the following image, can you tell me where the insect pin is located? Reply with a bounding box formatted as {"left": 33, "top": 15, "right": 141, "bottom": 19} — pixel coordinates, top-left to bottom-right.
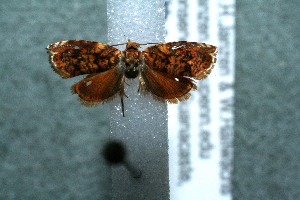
{"left": 47, "top": 40, "right": 217, "bottom": 116}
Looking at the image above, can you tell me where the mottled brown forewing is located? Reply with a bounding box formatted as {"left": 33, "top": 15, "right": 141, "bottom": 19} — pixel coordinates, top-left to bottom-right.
{"left": 47, "top": 40, "right": 121, "bottom": 78}
{"left": 142, "top": 41, "right": 217, "bottom": 80}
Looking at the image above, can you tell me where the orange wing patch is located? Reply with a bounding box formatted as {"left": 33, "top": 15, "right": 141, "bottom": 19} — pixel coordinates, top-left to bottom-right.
{"left": 142, "top": 41, "right": 217, "bottom": 80}
{"left": 71, "top": 67, "right": 125, "bottom": 105}
{"left": 139, "top": 66, "right": 197, "bottom": 104}
{"left": 47, "top": 40, "right": 121, "bottom": 78}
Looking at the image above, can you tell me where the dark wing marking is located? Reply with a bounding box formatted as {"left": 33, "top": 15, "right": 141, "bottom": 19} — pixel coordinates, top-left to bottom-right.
{"left": 47, "top": 40, "right": 121, "bottom": 78}
{"left": 142, "top": 41, "right": 217, "bottom": 80}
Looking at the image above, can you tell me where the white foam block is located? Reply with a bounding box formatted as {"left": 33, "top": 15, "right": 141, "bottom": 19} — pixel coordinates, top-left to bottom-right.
{"left": 107, "top": 0, "right": 169, "bottom": 199}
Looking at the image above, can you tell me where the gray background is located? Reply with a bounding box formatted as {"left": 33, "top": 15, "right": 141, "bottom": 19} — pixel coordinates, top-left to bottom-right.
{"left": 0, "top": 0, "right": 111, "bottom": 199}
{"left": 234, "top": 1, "right": 300, "bottom": 199}
{"left": 0, "top": 0, "right": 299, "bottom": 200}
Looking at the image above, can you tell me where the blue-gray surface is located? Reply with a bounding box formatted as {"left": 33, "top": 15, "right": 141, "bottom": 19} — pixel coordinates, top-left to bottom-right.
{"left": 234, "top": 1, "right": 300, "bottom": 200}
{"left": 0, "top": 0, "right": 299, "bottom": 200}
{"left": 0, "top": 0, "right": 111, "bottom": 199}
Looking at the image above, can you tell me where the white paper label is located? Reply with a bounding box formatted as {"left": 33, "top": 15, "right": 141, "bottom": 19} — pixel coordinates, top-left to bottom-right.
{"left": 166, "top": 0, "right": 235, "bottom": 199}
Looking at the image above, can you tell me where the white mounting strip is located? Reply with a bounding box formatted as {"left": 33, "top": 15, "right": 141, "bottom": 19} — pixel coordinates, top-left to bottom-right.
{"left": 166, "top": 0, "right": 235, "bottom": 199}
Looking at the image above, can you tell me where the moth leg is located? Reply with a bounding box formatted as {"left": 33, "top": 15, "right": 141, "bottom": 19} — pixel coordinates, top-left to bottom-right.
{"left": 118, "top": 76, "right": 127, "bottom": 117}
{"left": 138, "top": 76, "right": 145, "bottom": 93}
{"left": 121, "top": 97, "right": 125, "bottom": 117}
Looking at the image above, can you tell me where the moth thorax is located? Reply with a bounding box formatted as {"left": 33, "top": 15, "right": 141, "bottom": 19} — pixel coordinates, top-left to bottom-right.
{"left": 124, "top": 50, "right": 140, "bottom": 79}
{"left": 124, "top": 63, "right": 139, "bottom": 79}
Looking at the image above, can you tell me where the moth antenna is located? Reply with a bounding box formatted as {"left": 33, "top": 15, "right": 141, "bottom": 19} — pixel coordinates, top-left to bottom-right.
{"left": 111, "top": 41, "right": 158, "bottom": 47}
{"left": 111, "top": 43, "right": 128, "bottom": 47}
{"left": 139, "top": 42, "right": 159, "bottom": 46}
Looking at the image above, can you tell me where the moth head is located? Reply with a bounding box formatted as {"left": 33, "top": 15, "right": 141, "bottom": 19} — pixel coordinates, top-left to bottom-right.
{"left": 126, "top": 41, "right": 140, "bottom": 50}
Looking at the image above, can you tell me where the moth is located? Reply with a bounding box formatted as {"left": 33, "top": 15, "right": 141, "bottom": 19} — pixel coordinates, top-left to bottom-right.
{"left": 47, "top": 40, "right": 217, "bottom": 116}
